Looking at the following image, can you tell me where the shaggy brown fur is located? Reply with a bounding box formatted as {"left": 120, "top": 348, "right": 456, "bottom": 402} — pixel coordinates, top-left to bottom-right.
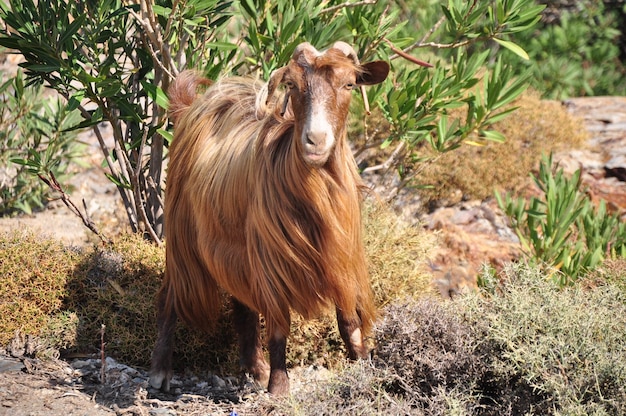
{"left": 150, "top": 42, "right": 389, "bottom": 395}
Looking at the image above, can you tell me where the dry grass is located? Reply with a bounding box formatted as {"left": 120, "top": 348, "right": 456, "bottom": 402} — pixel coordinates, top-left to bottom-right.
{"left": 0, "top": 201, "right": 435, "bottom": 375}
{"left": 0, "top": 232, "right": 81, "bottom": 350}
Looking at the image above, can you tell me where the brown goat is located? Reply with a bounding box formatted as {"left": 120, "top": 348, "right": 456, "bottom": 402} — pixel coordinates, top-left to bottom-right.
{"left": 149, "top": 42, "right": 389, "bottom": 395}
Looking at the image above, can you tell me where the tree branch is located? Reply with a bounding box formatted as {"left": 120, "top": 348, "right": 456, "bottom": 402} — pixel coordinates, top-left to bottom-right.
{"left": 362, "top": 141, "right": 406, "bottom": 174}
{"left": 38, "top": 171, "right": 111, "bottom": 245}
{"left": 384, "top": 38, "right": 433, "bottom": 67}
{"left": 321, "top": 0, "right": 377, "bottom": 15}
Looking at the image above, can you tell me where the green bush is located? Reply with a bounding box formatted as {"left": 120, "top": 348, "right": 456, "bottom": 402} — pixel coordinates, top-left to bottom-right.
{"left": 514, "top": 0, "right": 626, "bottom": 98}
{"left": 468, "top": 264, "right": 626, "bottom": 415}
{"left": 497, "top": 154, "right": 626, "bottom": 285}
{"left": 0, "top": 70, "right": 83, "bottom": 215}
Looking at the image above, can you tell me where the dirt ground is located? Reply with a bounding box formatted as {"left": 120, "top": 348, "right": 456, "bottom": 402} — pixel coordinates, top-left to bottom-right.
{"left": 0, "top": 353, "right": 275, "bottom": 415}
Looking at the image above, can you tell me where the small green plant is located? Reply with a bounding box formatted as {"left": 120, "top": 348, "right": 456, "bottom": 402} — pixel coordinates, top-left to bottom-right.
{"left": 0, "top": 70, "right": 83, "bottom": 215}
{"left": 497, "top": 154, "right": 626, "bottom": 285}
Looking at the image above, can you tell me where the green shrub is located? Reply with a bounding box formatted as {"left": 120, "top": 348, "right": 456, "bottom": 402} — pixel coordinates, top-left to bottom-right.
{"left": 465, "top": 264, "right": 626, "bottom": 415}
{"left": 514, "top": 0, "right": 626, "bottom": 98}
{"left": 497, "top": 153, "right": 626, "bottom": 285}
{"left": 0, "top": 0, "right": 543, "bottom": 239}
{"left": 0, "top": 70, "right": 83, "bottom": 215}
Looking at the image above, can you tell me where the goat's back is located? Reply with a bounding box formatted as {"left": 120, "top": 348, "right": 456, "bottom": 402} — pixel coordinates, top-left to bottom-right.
{"left": 163, "top": 74, "right": 268, "bottom": 330}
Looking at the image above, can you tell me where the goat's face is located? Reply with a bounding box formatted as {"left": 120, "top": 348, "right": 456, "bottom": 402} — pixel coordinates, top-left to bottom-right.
{"left": 267, "top": 42, "right": 389, "bottom": 167}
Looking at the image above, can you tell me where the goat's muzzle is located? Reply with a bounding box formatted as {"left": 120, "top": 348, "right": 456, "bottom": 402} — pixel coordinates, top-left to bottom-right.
{"left": 303, "top": 129, "right": 332, "bottom": 165}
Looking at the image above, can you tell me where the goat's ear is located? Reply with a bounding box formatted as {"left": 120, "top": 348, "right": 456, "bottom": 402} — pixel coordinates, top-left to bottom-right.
{"left": 266, "top": 67, "right": 288, "bottom": 105}
{"left": 357, "top": 61, "right": 390, "bottom": 86}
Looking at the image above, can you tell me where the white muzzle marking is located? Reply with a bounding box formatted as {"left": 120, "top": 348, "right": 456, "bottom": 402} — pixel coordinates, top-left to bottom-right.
{"left": 302, "top": 103, "right": 335, "bottom": 165}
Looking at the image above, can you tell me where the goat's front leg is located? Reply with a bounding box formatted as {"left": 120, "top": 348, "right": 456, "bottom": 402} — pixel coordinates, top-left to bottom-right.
{"left": 267, "top": 318, "right": 290, "bottom": 395}
{"left": 149, "top": 289, "right": 177, "bottom": 392}
{"left": 336, "top": 307, "right": 368, "bottom": 360}
{"left": 232, "top": 299, "right": 270, "bottom": 387}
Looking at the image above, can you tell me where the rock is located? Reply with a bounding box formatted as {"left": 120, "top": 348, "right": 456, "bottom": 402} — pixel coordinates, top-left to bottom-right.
{"left": 0, "top": 358, "right": 24, "bottom": 373}
{"left": 70, "top": 360, "right": 90, "bottom": 369}
{"left": 605, "top": 153, "right": 626, "bottom": 181}
{"left": 211, "top": 374, "right": 227, "bottom": 389}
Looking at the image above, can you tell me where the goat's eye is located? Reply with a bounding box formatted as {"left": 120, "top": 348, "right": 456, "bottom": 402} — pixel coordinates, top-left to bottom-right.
{"left": 284, "top": 81, "right": 295, "bottom": 89}
{"left": 345, "top": 83, "right": 355, "bottom": 90}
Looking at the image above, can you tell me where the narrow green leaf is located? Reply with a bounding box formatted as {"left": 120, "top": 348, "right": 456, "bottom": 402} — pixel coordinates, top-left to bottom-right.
{"left": 205, "top": 42, "right": 238, "bottom": 50}
{"left": 58, "top": 13, "right": 85, "bottom": 47}
{"left": 493, "top": 38, "right": 529, "bottom": 60}
{"left": 158, "top": 128, "right": 173, "bottom": 144}
{"left": 480, "top": 130, "right": 506, "bottom": 142}
{"left": 140, "top": 80, "right": 169, "bottom": 109}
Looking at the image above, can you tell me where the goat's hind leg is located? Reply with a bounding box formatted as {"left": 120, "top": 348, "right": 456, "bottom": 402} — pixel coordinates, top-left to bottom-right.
{"left": 336, "top": 308, "right": 368, "bottom": 360}
{"left": 149, "top": 289, "right": 177, "bottom": 392}
{"left": 232, "top": 299, "right": 270, "bottom": 387}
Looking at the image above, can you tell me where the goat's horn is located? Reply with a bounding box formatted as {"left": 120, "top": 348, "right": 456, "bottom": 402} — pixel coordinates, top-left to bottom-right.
{"left": 332, "top": 41, "right": 360, "bottom": 64}
{"left": 332, "top": 42, "right": 371, "bottom": 115}
{"left": 292, "top": 42, "right": 315, "bottom": 60}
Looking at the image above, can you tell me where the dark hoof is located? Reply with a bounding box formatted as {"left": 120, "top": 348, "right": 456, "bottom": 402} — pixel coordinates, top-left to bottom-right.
{"left": 149, "top": 370, "right": 171, "bottom": 392}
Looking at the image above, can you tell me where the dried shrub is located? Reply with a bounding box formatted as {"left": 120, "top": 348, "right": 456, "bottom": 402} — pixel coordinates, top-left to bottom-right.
{"left": 0, "top": 231, "right": 80, "bottom": 349}
{"left": 65, "top": 234, "right": 239, "bottom": 373}
{"left": 416, "top": 89, "right": 588, "bottom": 207}
{"left": 374, "top": 298, "right": 482, "bottom": 398}
{"left": 266, "top": 361, "right": 415, "bottom": 416}
{"left": 0, "top": 202, "right": 435, "bottom": 375}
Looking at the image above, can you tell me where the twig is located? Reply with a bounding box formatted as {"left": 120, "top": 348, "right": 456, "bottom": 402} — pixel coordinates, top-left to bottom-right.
{"left": 100, "top": 324, "right": 107, "bottom": 385}
{"left": 417, "top": 16, "right": 446, "bottom": 46}
{"left": 37, "top": 171, "right": 112, "bottom": 245}
{"left": 321, "top": 0, "right": 376, "bottom": 14}
{"left": 125, "top": 2, "right": 177, "bottom": 79}
{"left": 384, "top": 38, "right": 433, "bottom": 67}
{"left": 362, "top": 141, "right": 406, "bottom": 174}
{"left": 392, "top": 0, "right": 482, "bottom": 56}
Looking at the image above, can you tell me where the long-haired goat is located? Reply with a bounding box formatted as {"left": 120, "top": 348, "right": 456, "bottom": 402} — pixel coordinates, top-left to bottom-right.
{"left": 149, "top": 42, "right": 390, "bottom": 395}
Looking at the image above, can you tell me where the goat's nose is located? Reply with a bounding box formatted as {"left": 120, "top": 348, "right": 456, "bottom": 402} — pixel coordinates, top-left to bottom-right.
{"left": 306, "top": 130, "right": 327, "bottom": 147}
